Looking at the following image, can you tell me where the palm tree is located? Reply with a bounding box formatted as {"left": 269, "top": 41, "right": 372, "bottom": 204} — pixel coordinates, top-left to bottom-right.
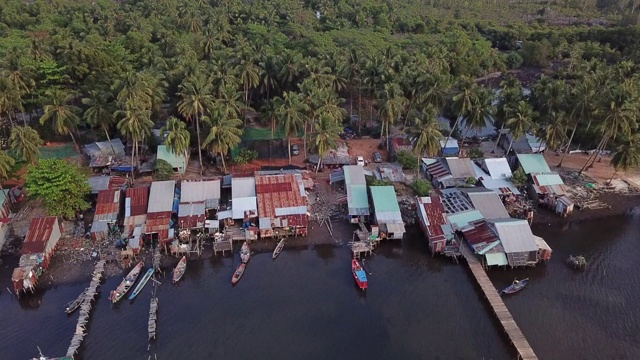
{"left": 0, "top": 78, "right": 22, "bottom": 126}
{"left": 260, "top": 98, "right": 280, "bottom": 140}
{"left": 505, "top": 101, "right": 535, "bottom": 155}
{"left": 161, "top": 117, "right": 191, "bottom": 174}
{"left": 235, "top": 57, "right": 261, "bottom": 119}
{"left": 407, "top": 105, "right": 444, "bottom": 160}
{"left": 312, "top": 113, "right": 342, "bottom": 172}
{"left": 10, "top": 126, "right": 43, "bottom": 165}
{"left": 377, "top": 82, "right": 408, "bottom": 150}
{"left": 609, "top": 135, "right": 640, "bottom": 184}
{"left": 558, "top": 77, "right": 596, "bottom": 167}
{"left": 82, "top": 90, "right": 117, "bottom": 154}
{"left": 178, "top": 75, "right": 214, "bottom": 174}
{"left": 116, "top": 101, "right": 153, "bottom": 179}
{"left": 543, "top": 112, "right": 569, "bottom": 153}
{"left": 0, "top": 150, "right": 15, "bottom": 196}
{"left": 277, "top": 92, "right": 305, "bottom": 163}
{"left": 39, "top": 89, "right": 81, "bottom": 150}
{"left": 448, "top": 77, "right": 477, "bottom": 150}
{"left": 493, "top": 77, "right": 524, "bottom": 153}
{"left": 462, "top": 87, "right": 495, "bottom": 144}
{"left": 202, "top": 105, "right": 243, "bottom": 172}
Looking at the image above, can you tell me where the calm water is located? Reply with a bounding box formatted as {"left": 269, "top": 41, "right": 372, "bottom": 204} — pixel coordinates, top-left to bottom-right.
{"left": 1, "top": 213, "right": 639, "bottom": 360}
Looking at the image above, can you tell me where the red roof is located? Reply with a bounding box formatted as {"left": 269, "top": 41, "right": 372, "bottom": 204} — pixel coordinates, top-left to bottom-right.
{"left": 22, "top": 217, "right": 58, "bottom": 254}
{"left": 462, "top": 220, "right": 499, "bottom": 246}
{"left": 145, "top": 211, "right": 171, "bottom": 233}
{"left": 426, "top": 161, "right": 451, "bottom": 180}
{"left": 109, "top": 176, "right": 128, "bottom": 190}
{"left": 95, "top": 189, "right": 120, "bottom": 216}
{"left": 255, "top": 174, "right": 307, "bottom": 220}
{"left": 126, "top": 187, "right": 149, "bottom": 217}
{"left": 421, "top": 195, "right": 446, "bottom": 239}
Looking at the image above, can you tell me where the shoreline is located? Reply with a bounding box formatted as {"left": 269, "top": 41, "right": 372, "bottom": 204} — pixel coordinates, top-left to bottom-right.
{"left": 531, "top": 192, "right": 640, "bottom": 226}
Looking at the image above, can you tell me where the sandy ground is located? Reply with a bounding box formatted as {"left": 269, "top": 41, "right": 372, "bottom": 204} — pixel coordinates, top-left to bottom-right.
{"left": 544, "top": 152, "right": 640, "bottom": 188}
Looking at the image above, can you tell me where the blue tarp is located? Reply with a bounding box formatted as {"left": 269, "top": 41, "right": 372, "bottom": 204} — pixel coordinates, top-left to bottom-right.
{"left": 111, "top": 165, "right": 136, "bottom": 172}
{"left": 355, "top": 270, "right": 367, "bottom": 282}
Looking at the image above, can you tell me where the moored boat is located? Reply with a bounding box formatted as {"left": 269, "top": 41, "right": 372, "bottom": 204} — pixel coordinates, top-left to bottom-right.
{"left": 500, "top": 278, "right": 529, "bottom": 295}
{"left": 64, "top": 288, "right": 87, "bottom": 314}
{"left": 352, "top": 259, "right": 368, "bottom": 290}
{"left": 231, "top": 263, "right": 246, "bottom": 285}
{"left": 173, "top": 256, "right": 187, "bottom": 284}
{"left": 240, "top": 241, "right": 251, "bottom": 263}
{"left": 566, "top": 255, "right": 587, "bottom": 269}
{"left": 272, "top": 239, "right": 286, "bottom": 259}
{"left": 108, "top": 261, "right": 144, "bottom": 303}
{"left": 129, "top": 268, "right": 154, "bottom": 300}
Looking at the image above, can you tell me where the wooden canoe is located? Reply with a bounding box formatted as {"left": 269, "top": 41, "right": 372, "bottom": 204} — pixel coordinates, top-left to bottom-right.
{"left": 240, "top": 241, "right": 251, "bottom": 263}
{"left": 231, "top": 263, "right": 246, "bottom": 285}
{"left": 272, "top": 239, "right": 286, "bottom": 259}
{"left": 173, "top": 256, "right": 187, "bottom": 284}
{"left": 109, "top": 261, "right": 144, "bottom": 303}
{"left": 129, "top": 268, "right": 154, "bottom": 300}
{"left": 65, "top": 288, "right": 88, "bottom": 314}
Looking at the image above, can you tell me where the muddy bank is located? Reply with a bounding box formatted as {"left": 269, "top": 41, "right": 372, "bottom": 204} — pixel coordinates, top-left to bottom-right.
{"left": 532, "top": 193, "right": 640, "bottom": 226}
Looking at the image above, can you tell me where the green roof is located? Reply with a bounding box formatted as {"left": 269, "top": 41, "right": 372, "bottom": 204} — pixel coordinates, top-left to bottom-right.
{"left": 157, "top": 145, "right": 187, "bottom": 173}
{"left": 533, "top": 173, "right": 564, "bottom": 186}
{"left": 369, "top": 186, "right": 400, "bottom": 212}
{"left": 446, "top": 210, "right": 484, "bottom": 229}
{"left": 348, "top": 184, "right": 369, "bottom": 210}
{"left": 485, "top": 252, "right": 508, "bottom": 266}
{"left": 517, "top": 154, "right": 551, "bottom": 174}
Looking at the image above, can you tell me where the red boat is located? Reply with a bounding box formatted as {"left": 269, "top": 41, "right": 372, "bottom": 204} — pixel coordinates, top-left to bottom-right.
{"left": 352, "top": 259, "right": 368, "bottom": 290}
{"left": 231, "top": 263, "right": 246, "bottom": 285}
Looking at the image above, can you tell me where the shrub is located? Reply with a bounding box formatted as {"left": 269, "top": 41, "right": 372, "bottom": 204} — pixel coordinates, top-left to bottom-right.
{"left": 235, "top": 148, "right": 258, "bottom": 165}
{"left": 508, "top": 167, "right": 528, "bottom": 188}
{"left": 411, "top": 178, "right": 433, "bottom": 196}
{"left": 504, "top": 52, "right": 523, "bottom": 69}
{"left": 468, "top": 147, "right": 484, "bottom": 159}
{"left": 155, "top": 159, "right": 174, "bottom": 180}
{"left": 397, "top": 150, "right": 419, "bottom": 170}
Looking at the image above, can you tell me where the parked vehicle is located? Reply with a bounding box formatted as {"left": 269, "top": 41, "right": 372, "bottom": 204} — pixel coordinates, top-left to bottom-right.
{"left": 356, "top": 156, "right": 365, "bottom": 166}
{"left": 291, "top": 144, "right": 300, "bottom": 155}
{"left": 373, "top": 152, "right": 382, "bottom": 163}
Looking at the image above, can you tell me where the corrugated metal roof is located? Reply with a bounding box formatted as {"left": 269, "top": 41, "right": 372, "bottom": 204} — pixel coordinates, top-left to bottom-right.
{"left": 439, "top": 138, "right": 459, "bottom": 149}
{"left": 425, "top": 160, "right": 451, "bottom": 180}
{"left": 148, "top": 181, "right": 175, "bottom": 213}
{"left": 126, "top": 187, "right": 149, "bottom": 217}
{"left": 483, "top": 158, "right": 512, "bottom": 180}
{"left": 462, "top": 220, "right": 499, "bottom": 246}
{"left": 231, "top": 197, "right": 257, "bottom": 219}
{"left": 84, "top": 138, "right": 125, "bottom": 158}
{"left": 88, "top": 176, "right": 110, "bottom": 194}
{"left": 463, "top": 189, "right": 510, "bottom": 220}
{"left": 375, "top": 165, "right": 405, "bottom": 182}
{"left": 180, "top": 179, "right": 221, "bottom": 203}
{"left": 178, "top": 202, "right": 206, "bottom": 228}
{"left": 491, "top": 219, "right": 538, "bottom": 253}
{"left": 157, "top": 145, "right": 187, "bottom": 173}
{"left": 347, "top": 184, "right": 369, "bottom": 215}
{"left": 534, "top": 235, "right": 552, "bottom": 251}
{"left": 471, "top": 162, "right": 489, "bottom": 179}
{"left": 446, "top": 210, "right": 484, "bottom": 231}
{"left": 370, "top": 186, "right": 402, "bottom": 223}
{"left": 145, "top": 211, "right": 171, "bottom": 234}
{"left": 480, "top": 178, "right": 521, "bottom": 195}
{"left": 344, "top": 165, "right": 366, "bottom": 186}
{"left": 232, "top": 177, "right": 256, "bottom": 199}
{"left": 439, "top": 188, "right": 474, "bottom": 214}
{"left": 517, "top": 154, "right": 551, "bottom": 174}
{"left": 94, "top": 189, "right": 120, "bottom": 223}
{"left": 532, "top": 184, "right": 568, "bottom": 196}
{"left": 90, "top": 221, "right": 109, "bottom": 234}
{"left": 255, "top": 174, "right": 307, "bottom": 221}
{"left": 445, "top": 157, "right": 476, "bottom": 179}
{"left": 485, "top": 252, "right": 508, "bottom": 266}
{"left": 385, "top": 222, "right": 405, "bottom": 234}
{"left": 532, "top": 173, "right": 564, "bottom": 186}
{"left": 416, "top": 195, "right": 453, "bottom": 240}
{"left": 22, "top": 217, "right": 58, "bottom": 254}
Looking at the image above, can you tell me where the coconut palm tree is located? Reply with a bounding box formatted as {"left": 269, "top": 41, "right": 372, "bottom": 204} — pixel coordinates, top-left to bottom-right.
{"left": 201, "top": 105, "right": 242, "bottom": 172}
{"left": 312, "top": 113, "right": 342, "bottom": 173}
{"left": 609, "top": 135, "right": 640, "bottom": 184}
{"left": 493, "top": 77, "right": 524, "bottom": 153}
{"left": 82, "top": 90, "right": 117, "bottom": 154}
{"left": 377, "top": 82, "right": 408, "bottom": 150}
{"left": 0, "top": 78, "right": 22, "bottom": 126}
{"left": 407, "top": 105, "right": 444, "bottom": 160}
{"left": 10, "top": 126, "right": 43, "bottom": 165}
{"left": 558, "top": 77, "right": 596, "bottom": 167}
{"left": 260, "top": 98, "right": 280, "bottom": 140}
{"left": 462, "top": 86, "right": 495, "bottom": 144}
{"left": 543, "top": 111, "right": 569, "bottom": 152}
{"left": 505, "top": 101, "right": 535, "bottom": 155}
{"left": 0, "top": 150, "right": 15, "bottom": 196}
{"left": 39, "top": 89, "right": 81, "bottom": 150}
{"left": 161, "top": 117, "right": 191, "bottom": 174}
{"left": 448, "top": 76, "right": 477, "bottom": 150}
{"left": 235, "top": 57, "right": 261, "bottom": 118}
{"left": 277, "top": 91, "right": 305, "bottom": 163}
{"left": 178, "top": 74, "right": 214, "bottom": 174}
{"left": 116, "top": 101, "right": 153, "bottom": 179}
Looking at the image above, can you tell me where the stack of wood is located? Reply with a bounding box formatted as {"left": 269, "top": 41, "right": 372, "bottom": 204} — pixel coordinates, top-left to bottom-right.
{"left": 148, "top": 297, "right": 158, "bottom": 340}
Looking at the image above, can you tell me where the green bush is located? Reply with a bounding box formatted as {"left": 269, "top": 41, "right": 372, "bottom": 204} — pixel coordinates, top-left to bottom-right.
{"left": 397, "top": 151, "right": 419, "bottom": 170}
{"left": 504, "top": 52, "right": 523, "bottom": 69}
{"left": 155, "top": 159, "right": 174, "bottom": 180}
{"left": 235, "top": 148, "right": 258, "bottom": 165}
{"left": 468, "top": 147, "right": 484, "bottom": 159}
{"left": 411, "top": 178, "right": 433, "bottom": 196}
{"left": 508, "top": 167, "right": 528, "bottom": 188}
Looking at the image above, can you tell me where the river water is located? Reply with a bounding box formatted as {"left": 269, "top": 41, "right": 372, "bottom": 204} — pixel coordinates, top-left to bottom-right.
{"left": 1, "top": 212, "right": 639, "bottom": 360}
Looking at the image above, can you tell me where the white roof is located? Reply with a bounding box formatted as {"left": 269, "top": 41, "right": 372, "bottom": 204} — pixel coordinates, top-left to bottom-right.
{"left": 232, "top": 177, "right": 256, "bottom": 199}
{"left": 180, "top": 180, "right": 221, "bottom": 203}
{"left": 148, "top": 180, "right": 175, "bottom": 213}
{"left": 491, "top": 219, "right": 538, "bottom": 254}
{"left": 480, "top": 178, "right": 521, "bottom": 195}
{"left": 483, "top": 158, "right": 512, "bottom": 180}
{"left": 232, "top": 197, "right": 257, "bottom": 219}
{"left": 439, "top": 138, "right": 459, "bottom": 149}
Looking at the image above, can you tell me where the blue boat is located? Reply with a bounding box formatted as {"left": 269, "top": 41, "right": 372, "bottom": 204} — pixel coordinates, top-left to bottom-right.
{"left": 129, "top": 268, "right": 154, "bottom": 300}
{"left": 500, "top": 278, "right": 529, "bottom": 295}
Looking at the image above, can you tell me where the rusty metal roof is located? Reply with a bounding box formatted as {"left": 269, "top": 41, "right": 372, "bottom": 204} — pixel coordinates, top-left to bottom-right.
{"left": 22, "top": 217, "right": 58, "bottom": 254}
{"left": 126, "top": 187, "right": 149, "bottom": 217}
{"left": 94, "top": 189, "right": 121, "bottom": 222}
{"left": 256, "top": 174, "right": 307, "bottom": 221}
{"left": 416, "top": 195, "right": 451, "bottom": 240}
{"left": 178, "top": 202, "right": 206, "bottom": 229}
{"left": 145, "top": 211, "right": 171, "bottom": 233}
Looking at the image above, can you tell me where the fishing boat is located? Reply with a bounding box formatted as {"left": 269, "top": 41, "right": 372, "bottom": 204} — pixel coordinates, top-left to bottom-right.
{"left": 500, "top": 278, "right": 529, "bottom": 295}
{"left": 231, "top": 263, "right": 246, "bottom": 285}
{"left": 272, "top": 238, "right": 286, "bottom": 259}
{"left": 32, "top": 347, "right": 73, "bottom": 360}
{"left": 129, "top": 268, "right": 154, "bottom": 300}
{"left": 173, "top": 256, "right": 187, "bottom": 284}
{"left": 64, "top": 288, "right": 87, "bottom": 314}
{"left": 108, "top": 261, "right": 144, "bottom": 303}
{"left": 240, "top": 241, "right": 251, "bottom": 263}
{"left": 566, "top": 255, "right": 587, "bottom": 269}
{"left": 352, "top": 259, "right": 368, "bottom": 290}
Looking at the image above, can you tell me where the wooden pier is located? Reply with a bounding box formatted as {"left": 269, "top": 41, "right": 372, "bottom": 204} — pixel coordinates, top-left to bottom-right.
{"left": 460, "top": 245, "right": 538, "bottom": 360}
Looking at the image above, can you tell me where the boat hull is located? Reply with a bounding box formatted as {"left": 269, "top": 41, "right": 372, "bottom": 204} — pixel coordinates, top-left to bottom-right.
{"left": 500, "top": 279, "right": 529, "bottom": 295}
{"left": 129, "top": 268, "right": 154, "bottom": 300}
{"left": 109, "top": 262, "right": 144, "bottom": 303}
{"left": 272, "top": 239, "right": 285, "bottom": 259}
{"left": 352, "top": 259, "right": 368, "bottom": 290}
{"left": 173, "top": 256, "right": 187, "bottom": 284}
{"left": 240, "top": 242, "right": 251, "bottom": 263}
{"left": 232, "top": 263, "right": 246, "bottom": 284}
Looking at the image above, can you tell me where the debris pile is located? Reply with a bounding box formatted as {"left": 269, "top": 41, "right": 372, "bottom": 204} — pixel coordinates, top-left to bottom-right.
{"left": 148, "top": 296, "right": 159, "bottom": 340}
{"left": 399, "top": 198, "right": 416, "bottom": 225}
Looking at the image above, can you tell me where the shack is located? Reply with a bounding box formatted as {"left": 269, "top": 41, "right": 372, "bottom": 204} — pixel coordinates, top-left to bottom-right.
{"left": 12, "top": 217, "right": 62, "bottom": 294}
{"left": 178, "top": 179, "right": 221, "bottom": 229}
{"left": 256, "top": 173, "right": 308, "bottom": 238}
{"left": 370, "top": 186, "right": 405, "bottom": 240}
{"left": 481, "top": 158, "right": 512, "bottom": 180}
{"left": 123, "top": 187, "right": 149, "bottom": 236}
{"left": 389, "top": 137, "right": 413, "bottom": 161}
{"left": 460, "top": 188, "right": 510, "bottom": 220}
{"left": 445, "top": 157, "right": 477, "bottom": 181}
{"left": 416, "top": 195, "right": 456, "bottom": 255}
{"left": 90, "top": 189, "right": 121, "bottom": 241}
{"left": 535, "top": 235, "right": 552, "bottom": 262}
{"left": 516, "top": 154, "right": 551, "bottom": 175}
{"left": 145, "top": 180, "right": 176, "bottom": 243}
{"left": 157, "top": 145, "right": 188, "bottom": 174}
{"left": 83, "top": 138, "right": 126, "bottom": 169}
{"left": 489, "top": 219, "right": 538, "bottom": 267}
{"left": 499, "top": 132, "right": 546, "bottom": 154}
{"left": 422, "top": 158, "right": 467, "bottom": 189}
{"left": 343, "top": 165, "right": 370, "bottom": 223}
{"left": 87, "top": 175, "right": 128, "bottom": 195}
{"left": 439, "top": 138, "right": 459, "bottom": 157}
{"left": 230, "top": 177, "right": 258, "bottom": 221}
{"left": 461, "top": 220, "right": 507, "bottom": 267}
{"left": 527, "top": 172, "right": 573, "bottom": 216}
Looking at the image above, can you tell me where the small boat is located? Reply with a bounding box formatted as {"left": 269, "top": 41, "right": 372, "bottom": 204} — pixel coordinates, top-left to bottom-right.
{"left": 32, "top": 346, "right": 73, "bottom": 360}
{"left": 231, "top": 263, "right": 246, "bottom": 285}
{"left": 500, "top": 278, "right": 529, "bottom": 295}
{"left": 64, "top": 288, "right": 87, "bottom": 314}
{"left": 129, "top": 268, "right": 154, "bottom": 300}
{"left": 566, "top": 255, "right": 587, "bottom": 268}
{"left": 352, "top": 259, "right": 368, "bottom": 290}
{"left": 173, "top": 256, "right": 187, "bottom": 284}
{"left": 240, "top": 241, "right": 251, "bottom": 263}
{"left": 109, "top": 261, "right": 144, "bottom": 303}
{"left": 272, "top": 239, "right": 286, "bottom": 259}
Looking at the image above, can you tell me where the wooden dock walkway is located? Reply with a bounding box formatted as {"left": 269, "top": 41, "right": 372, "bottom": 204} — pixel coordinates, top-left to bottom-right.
{"left": 460, "top": 245, "right": 538, "bottom": 360}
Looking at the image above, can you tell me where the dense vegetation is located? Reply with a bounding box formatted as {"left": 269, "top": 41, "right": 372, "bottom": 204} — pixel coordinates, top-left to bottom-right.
{"left": 0, "top": 0, "right": 640, "bottom": 180}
